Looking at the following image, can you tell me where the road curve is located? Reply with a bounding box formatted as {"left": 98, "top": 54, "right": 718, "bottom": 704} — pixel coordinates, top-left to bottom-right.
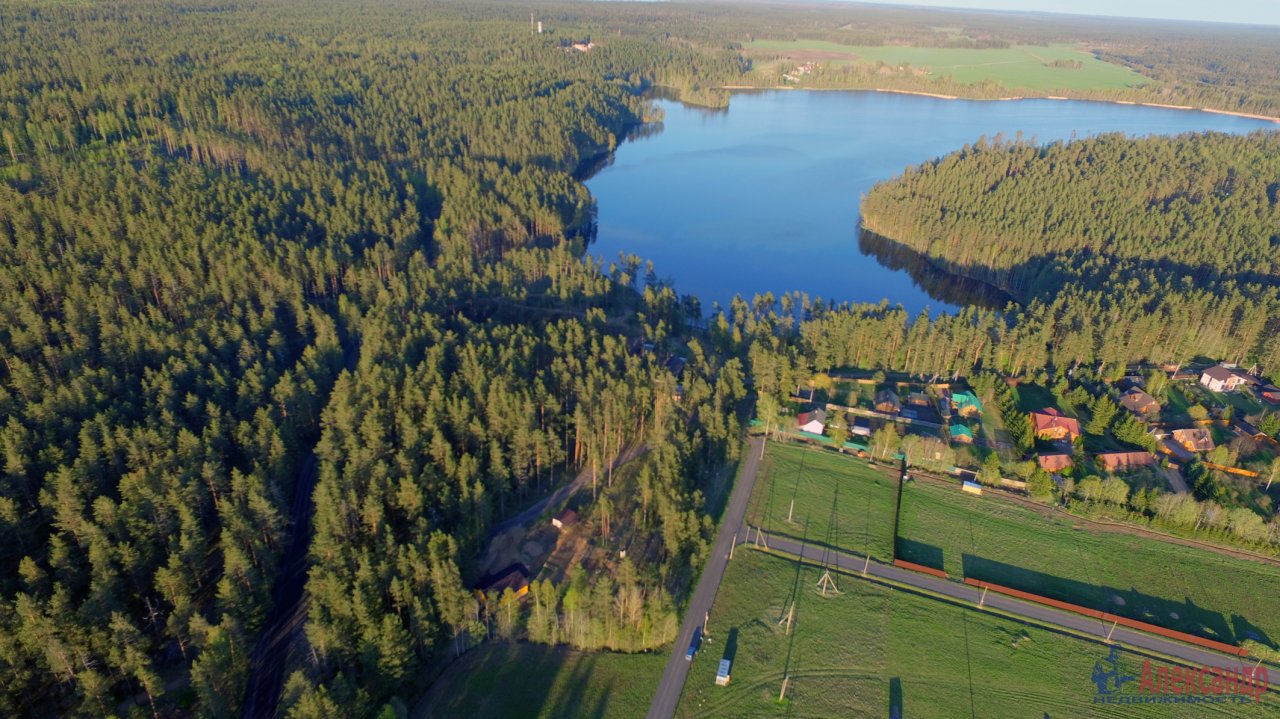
{"left": 757, "top": 533, "right": 1277, "bottom": 693}
{"left": 647, "top": 436, "right": 765, "bottom": 719}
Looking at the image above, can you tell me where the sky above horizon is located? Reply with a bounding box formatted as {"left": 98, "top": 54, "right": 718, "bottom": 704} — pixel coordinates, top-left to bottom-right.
{"left": 854, "top": 0, "right": 1280, "bottom": 27}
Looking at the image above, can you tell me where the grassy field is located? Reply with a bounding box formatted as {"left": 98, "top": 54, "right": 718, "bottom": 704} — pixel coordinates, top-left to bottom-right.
{"left": 678, "top": 550, "right": 1270, "bottom": 718}
{"left": 897, "top": 479, "right": 1280, "bottom": 647}
{"left": 415, "top": 642, "right": 665, "bottom": 719}
{"left": 746, "top": 40, "right": 1147, "bottom": 91}
{"left": 748, "top": 442, "right": 897, "bottom": 561}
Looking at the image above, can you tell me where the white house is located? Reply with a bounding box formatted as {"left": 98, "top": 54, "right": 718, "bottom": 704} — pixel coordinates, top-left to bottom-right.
{"left": 1200, "top": 365, "right": 1252, "bottom": 393}
{"left": 797, "top": 409, "right": 827, "bottom": 435}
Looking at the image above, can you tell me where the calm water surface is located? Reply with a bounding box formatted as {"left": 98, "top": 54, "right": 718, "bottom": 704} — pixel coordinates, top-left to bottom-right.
{"left": 585, "top": 91, "right": 1275, "bottom": 314}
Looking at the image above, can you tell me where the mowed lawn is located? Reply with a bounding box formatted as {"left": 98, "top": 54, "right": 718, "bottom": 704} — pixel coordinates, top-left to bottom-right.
{"left": 747, "top": 442, "right": 897, "bottom": 561}
{"left": 897, "top": 479, "right": 1280, "bottom": 647}
{"left": 746, "top": 40, "right": 1146, "bottom": 90}
{"left": 416, "top": 642, "right": 665, "bottom": 719}
{"left": 678, "top": 550, "right": 1268, "bottom": 718}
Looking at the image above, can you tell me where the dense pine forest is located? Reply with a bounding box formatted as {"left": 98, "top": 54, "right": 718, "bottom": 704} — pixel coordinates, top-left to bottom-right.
{"left": 0, "top": 1, "right": 746, "bottom": 716}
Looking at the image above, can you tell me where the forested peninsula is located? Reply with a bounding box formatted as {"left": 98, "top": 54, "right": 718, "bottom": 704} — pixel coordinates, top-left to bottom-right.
{"left": 861, "top": 131, "right": 1280, "bottom": 372}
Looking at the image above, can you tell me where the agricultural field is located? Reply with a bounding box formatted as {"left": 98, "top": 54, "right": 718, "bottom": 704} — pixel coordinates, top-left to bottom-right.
{"left": 745, "top": 40, "right": 1147, "bottom": 90}
{"left": 748, "top": 442, "right": 898, "bottom": 561}
{"left": 897, "top": 479, "right": 1280, "bottom": 647}
{"left": 677, "top": 550, "right": 1270, "bottom": 718}
{"left": 415, "top": 643, "right": 665, "bottom": 719}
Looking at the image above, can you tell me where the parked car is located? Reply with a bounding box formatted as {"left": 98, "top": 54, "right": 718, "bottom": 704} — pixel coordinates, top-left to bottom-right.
{"left": 685, "top": 627, "right": 702, "bottom": 661}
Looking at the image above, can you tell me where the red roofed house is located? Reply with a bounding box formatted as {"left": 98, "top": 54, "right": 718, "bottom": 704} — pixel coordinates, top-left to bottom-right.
{"left": 797, "top": 409, "right": 827, "bottom": 435}
{"left": 1030, "top": 408, "right": 1081, "bottom": 441}
{"left": 1037, "top": 453, "right": 1074, "bottom": 473}
{"left": 1097, "top": 451, "right": 1157, "bottom": 472}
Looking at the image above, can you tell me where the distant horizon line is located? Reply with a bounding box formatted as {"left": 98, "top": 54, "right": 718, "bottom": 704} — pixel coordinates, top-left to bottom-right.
{"left": 733, "top": 0, "right": 1280, "bottom": 30}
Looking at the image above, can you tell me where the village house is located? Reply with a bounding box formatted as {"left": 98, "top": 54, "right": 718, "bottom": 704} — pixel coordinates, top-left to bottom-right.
{"left": 950, "top": 390, "right": 984, "bottom": 418}
{"left": 1119, "top": 387, "right": 1160, "bottom": 416}
{"left": 1097, "top": 451, "right": 1157, "bottom": 472}
{"left": 949, "top": 422, "right": 974, "bottom": 444}
{"left": 476, "top": 564, "right": 530, "bottom": 602}
{"left": 1199, "top": 364, "right": 1253, "bottom": 393}
{"left": 1233, "top": 421, "right": 1267, "bottom": 441}
{"left": 1171, "top": 427, "right": 1216, "bottom": 453}
{"left": 875, "top": 389, "right": 901, "bottom": 413}
{"left": 1037, "top": 452, "right": 1074, "bottom": 473}
{"left": 797, "top": 408, "right": 827, "bottom": 435}
{"left": 850, "top": 417, "right": 873, "bottom": 437}
{"left": 1030, "top": 408, "right": 1081, "bottom": 441}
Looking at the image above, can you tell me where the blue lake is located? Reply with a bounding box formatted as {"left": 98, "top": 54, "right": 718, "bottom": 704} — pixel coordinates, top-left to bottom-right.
{"left": 585, "top": 90, "right": 1276, "bottom": 314}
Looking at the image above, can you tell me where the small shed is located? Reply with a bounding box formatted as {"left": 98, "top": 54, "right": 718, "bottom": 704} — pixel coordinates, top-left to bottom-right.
{"left": 949, "top": 423, "right": 974, "bottom": 444}
{"left": 552, "top": 508, "right": 580, "bottom": 530}
{"left": 716, "top": 658, "right": 731, "bottom": 686}
{"left": 961, "top": 480, "right": 983, "bottom": 495}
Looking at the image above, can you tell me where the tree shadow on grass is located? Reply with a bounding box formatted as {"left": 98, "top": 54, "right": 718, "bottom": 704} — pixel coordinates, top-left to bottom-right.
{"left": 889, "top": 677, "right": 903, "bottom": 719}
{"left": 960, "top": 554, "right": 1268, "bottom": 647}
{"left": 895, "top": 537, "right": 944, "bottom": 573}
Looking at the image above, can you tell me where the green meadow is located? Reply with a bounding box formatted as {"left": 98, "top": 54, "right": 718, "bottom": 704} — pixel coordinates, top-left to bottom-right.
{"left": 416, "top": 642, "right": 665, "bottom": 719}
{"left": 747, "top": 442, "right": 898, "bottom": 561}
{"left": 747, "top": 40, "right": 1147, "bottom": 91}
{"left": 897, "top": 478, "right": 1280, "bottom": 647}
{"left": 677, "top": 550, "right": 1269, "bottom": 718}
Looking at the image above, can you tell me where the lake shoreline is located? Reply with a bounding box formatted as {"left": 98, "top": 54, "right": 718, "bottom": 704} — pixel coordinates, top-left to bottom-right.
{"left": 718, "top": 85, "right": 1280, "bottom": 124}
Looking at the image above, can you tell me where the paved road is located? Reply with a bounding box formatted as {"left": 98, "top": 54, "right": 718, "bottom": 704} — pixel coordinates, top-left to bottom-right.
{"left": 755, "top": 533, "right": 1277, "bottom": 693}
{"left": 647, "top": 436, "right": 765, "bottom": 719}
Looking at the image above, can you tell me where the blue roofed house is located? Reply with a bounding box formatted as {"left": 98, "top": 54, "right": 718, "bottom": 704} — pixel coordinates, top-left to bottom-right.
{"left": 949, "top": 422, "right": 974, "bottom": 444}
{"left": 951, "top": 390, "right": 984, "bottom": 418}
